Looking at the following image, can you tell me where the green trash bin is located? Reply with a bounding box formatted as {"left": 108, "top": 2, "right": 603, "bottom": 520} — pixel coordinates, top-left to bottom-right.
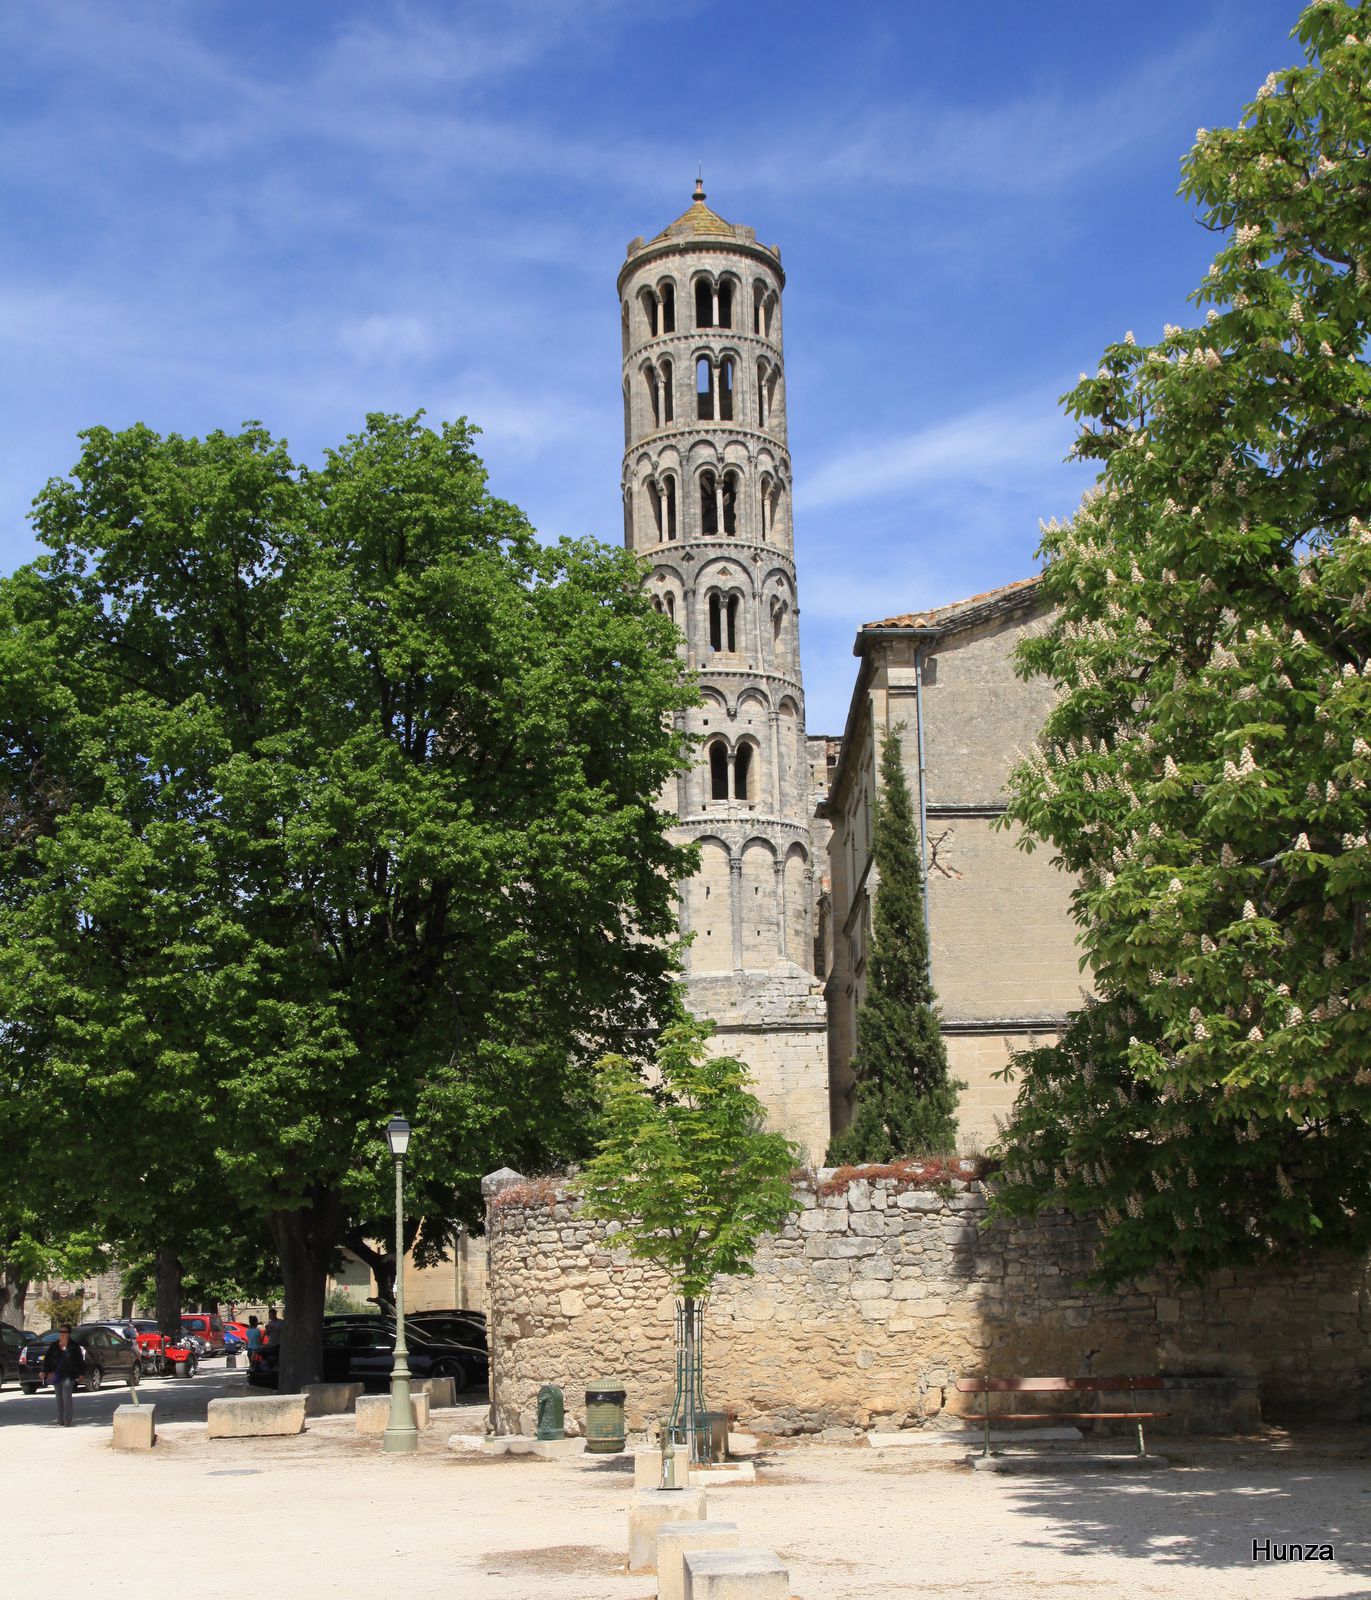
{"left": 584, "top": 1380, "right": 627, "bottom": 1454}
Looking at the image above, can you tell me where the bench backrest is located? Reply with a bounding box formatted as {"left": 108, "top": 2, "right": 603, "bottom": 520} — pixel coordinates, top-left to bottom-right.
{"left": 955, "top": 1376, "right": 1165, "bottom": 1394}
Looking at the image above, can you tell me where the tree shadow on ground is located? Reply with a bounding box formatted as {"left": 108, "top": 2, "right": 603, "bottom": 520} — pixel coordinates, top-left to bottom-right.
{"left": 999, "top": 1460, "right": 1371, "bottom": 1577}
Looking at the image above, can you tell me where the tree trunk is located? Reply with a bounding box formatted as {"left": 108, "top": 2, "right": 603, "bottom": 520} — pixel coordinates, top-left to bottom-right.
{"left": 155, "top": 1248, "right": 183, "bottom": 1337}
{"left": 268, "top": 1189, "right": 344, "bottom": 1393}
{"left": 0, "top": 1263, "right": 28, "bottom": 1330}
{"left": 342, "top": 1231, "right": 395, "bottom": 1312}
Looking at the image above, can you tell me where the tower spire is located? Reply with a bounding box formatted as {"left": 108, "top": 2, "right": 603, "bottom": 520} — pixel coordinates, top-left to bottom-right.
{"left": 693, "top": 168, "right": 705, "bottom": 202}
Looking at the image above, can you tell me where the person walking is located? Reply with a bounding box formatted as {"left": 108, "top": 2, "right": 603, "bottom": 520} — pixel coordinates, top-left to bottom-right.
{"left": 42, "top": 1325, "right": 86, "bottom": 1427}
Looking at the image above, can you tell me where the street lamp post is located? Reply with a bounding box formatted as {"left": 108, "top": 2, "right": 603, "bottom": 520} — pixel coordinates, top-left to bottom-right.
{"left": 382, "top": 1114, "right": 418, "bottom": 1454}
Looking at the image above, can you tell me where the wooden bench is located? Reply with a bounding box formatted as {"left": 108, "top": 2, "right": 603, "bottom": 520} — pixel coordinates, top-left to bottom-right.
{"left": 955, "top": 1376, "right": 1169, "bottom": 1458}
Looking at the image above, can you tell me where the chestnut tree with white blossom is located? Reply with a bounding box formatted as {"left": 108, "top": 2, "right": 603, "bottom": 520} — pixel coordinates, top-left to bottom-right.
{"left": 991, "top": 0, "right": 1371, "bottom": 1285}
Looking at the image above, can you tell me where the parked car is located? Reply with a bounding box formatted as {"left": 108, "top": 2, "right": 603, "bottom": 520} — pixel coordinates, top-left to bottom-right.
{"left": 180, "top": 1313, "right": 225, "bottom": 1355}
{"left": 248, "top": 1313, "right": 487, "bottom": 1392}
{"left": 0, "top": 1323, "right": 35, "bottom": 1390}
{"left": 18, "top": 1324, "right": 143, "bottom": 1392}
{"left": 223, "top": 1320, "right": 248, "bottom": 1349}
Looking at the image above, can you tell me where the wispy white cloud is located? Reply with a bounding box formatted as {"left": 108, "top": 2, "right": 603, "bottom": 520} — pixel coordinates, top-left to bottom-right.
{"left": 799, "top": 393, "right": 1079, "bottom": 513}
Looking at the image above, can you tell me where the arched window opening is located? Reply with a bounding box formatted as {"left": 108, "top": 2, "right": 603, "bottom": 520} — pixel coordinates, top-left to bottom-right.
{"left": 757, "top": 359, "right": 769, "bottom": 427}
{"left": 753, "top": 282, "right": 766, "bottom": 335}
{"left": 663, "top": 474, "right": 677, "bottom": 540}
{"left": 772, "top": 483, "right": 785, "bottom": 539}
{"left": 647, "top": 479, "right": 664, "bottom": 540}
{"left": 771, "top": 596, "right": 785, "bottom": 644}
{"left": 725, "top": 592, "right": 739, "bottom": 651}
{"left": 652, "top": 596, "right": 663, "bottom": 613}
{"left": 718, "top": 357, "right": 734, "bottom": 422}
{"left": 696, "top": 357, "right": 715, "bottom": 421}
{"left": 734, "top": 743, "right": 753, "bottom": 801}
{"left": 717, "top": 280, "right": 734, "bottom": 329}
{"left": 660, "top": 359, "right": 674, "bottom": 423}
{"left": 694, "top": 279, "right": 714, "bottom": 329}
{"left": 700, "top": 470, "right": 719, "bottom": 536}
{"left": 708, "top": 591, "right": 723, "bottom": 651}
{"left": 759, "top": 474, "right": 773, "bottom": 540}
{"left": 623, "top": 489, "right": 633, "bottom": 546}
{"left": 622, "top": 301, "right": 631, "bottom": 357}
{"left": 721, "top": 471, "right": 738, "bottom": 536}
{"left": 646, "top": 366, "right": 661, "bottom": 428}
{"left": 623, "top": 380, "right": 631, "bottom": 439}
{"left": 640, "top": 286, "right": 660, "bottom": 339}
{"left": 709, "top": 739, "right": 729, "bottom": 800}
{"left": 665, "top": 592, "right": 676, "bottom": 623}
{"left": 661, "top": 282, "right": 676, "bottom": 334}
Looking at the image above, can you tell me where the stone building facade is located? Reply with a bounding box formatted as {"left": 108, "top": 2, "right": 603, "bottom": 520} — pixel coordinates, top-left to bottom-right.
{"left": 618, "top": 185, "right": 830, "bottom": 1160}
{"left": 485, "top": 1171, "right": 1371, "bottom": 1437}
{"left": 821, "top": 578, "right": 1087, "bottom": 1149}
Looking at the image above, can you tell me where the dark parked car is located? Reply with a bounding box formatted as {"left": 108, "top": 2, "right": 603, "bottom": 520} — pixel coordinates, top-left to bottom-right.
{"left": 248, "top": 1311, "right": 487, "bottom": 1392}
{"left": 0, "top": 1323, "right": 35, "bottom": 1389}
{"left": 17, "top": 1324, "right": 143, "bottom": 1392}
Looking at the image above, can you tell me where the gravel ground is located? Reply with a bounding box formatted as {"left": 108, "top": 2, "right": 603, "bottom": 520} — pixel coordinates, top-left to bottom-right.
{"left": 4, "top": 1370, "right": 1369, "bottom": 1598}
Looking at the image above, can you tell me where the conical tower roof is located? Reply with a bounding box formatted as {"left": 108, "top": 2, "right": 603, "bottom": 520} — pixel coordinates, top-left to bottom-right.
{"left": 653, "top": 178, "right": 741, "bottom": 242}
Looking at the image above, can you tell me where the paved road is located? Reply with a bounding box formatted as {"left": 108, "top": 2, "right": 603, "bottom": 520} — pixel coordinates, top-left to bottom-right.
{"left": 0, "top": 1355, "right": 252, "bottom": 1428}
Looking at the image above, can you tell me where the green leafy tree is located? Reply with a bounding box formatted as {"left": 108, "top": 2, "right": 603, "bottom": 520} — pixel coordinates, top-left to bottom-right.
{"left": 828, "top": 729, "right": 961, "bottom": 1163}
{"left": 992, "top": 1, "right": 1371, "bottom": 1284}
{"left": 579, "top": 1019, "right": 799, "bottom": 1446}
{"left": 0, "top": 412, "right": 696, "bottom": 1387}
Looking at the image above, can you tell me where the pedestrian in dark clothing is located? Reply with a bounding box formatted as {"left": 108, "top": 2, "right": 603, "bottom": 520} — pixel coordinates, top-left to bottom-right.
{"left": 42, "top": 1325, "right": 86, "bottom": 1426}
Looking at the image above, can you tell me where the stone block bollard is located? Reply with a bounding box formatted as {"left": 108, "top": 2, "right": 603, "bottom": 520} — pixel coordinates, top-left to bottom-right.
{"left": 656, "top": 1521, "right": 739, "bottom": 1600}
{"left": 302, "top": 1381, "right": 363, "bottom": 1417}
{"left": 683, "top": 1548, "right": 789, "bottom": 1599}
{"left": 112, "top": 1404, "right": 156, "bottom": 1451}
{"left": 635, "top": 1442, "right": 690, "bottom": 1488}
{"left": 427, "top": 1376, "right": 457, "bottom": 1409}
{"left": 628, "top": 1486, "right": 707, "bottom": 1574}
{"left": 207, "top": 1396, "right": 306, "bottom": 1438}
{"left": 355, "top": 1392, "right": 430, "bottom": 1435}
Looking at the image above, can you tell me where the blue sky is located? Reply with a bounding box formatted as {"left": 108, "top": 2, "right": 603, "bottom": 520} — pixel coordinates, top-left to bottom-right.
{"left": 1, "top": 0, "right": 1310, "bottom": 732}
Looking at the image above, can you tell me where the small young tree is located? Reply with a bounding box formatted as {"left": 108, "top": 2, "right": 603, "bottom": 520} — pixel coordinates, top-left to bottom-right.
{"left": 828, "top": 729, "right": 961, "bottom": 1163}
{"left": 579, "top": 1019, "right": 798, "bottom": 1457}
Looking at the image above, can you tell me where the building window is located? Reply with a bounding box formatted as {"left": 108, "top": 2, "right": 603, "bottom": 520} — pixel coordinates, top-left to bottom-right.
{"left": 734, "top": 742, "right": 753, "bottom": 800}
{"left": 664, "top": 592, "right": 675, "bottom": 623}
{"left": 708, "top": 739, "right": 729, "bottom": 800}
{"left": 717, "top": 279, "right": 734, "bottom": 329}
{"left": 660, "top": 281, "right": 676, "bottom": 334}
{"left": 663, "top": 474, "right": 677, "bottom": 540}
{"left": 660, "top": 359, "right": 674, "bottom": 423}
{"left": 696, "top": 357, "right": 715, "bottom": 421}
{"left": 640, "top": 285, "right": 660, "bottom": 339}
{"left": 721, "top": 470, "right": 738, "bottom": 536}
{"left": 700, "top": 470, "right": 719, "bottom": 535}
{"left": 718, "top": 357, "right": 734, "bottom": 422}
{"left": 646, "top": 365, "right": 661, "bottom": 428}
{"left": 695, "top": 278, "right": 714, "bottom": 329}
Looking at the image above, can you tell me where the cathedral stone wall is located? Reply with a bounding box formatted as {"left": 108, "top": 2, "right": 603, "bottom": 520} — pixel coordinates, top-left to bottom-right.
{"left": 825, "top": 582, "right": 1088, "bottom": 1149}
{"left": 486, "top": 1171, "right": 1371, "bottom": 1439}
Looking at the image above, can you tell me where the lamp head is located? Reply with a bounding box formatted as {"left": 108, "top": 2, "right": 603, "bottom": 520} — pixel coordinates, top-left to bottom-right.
{"left": 385, "top": 1115, "right": 411, "bottom": 1158}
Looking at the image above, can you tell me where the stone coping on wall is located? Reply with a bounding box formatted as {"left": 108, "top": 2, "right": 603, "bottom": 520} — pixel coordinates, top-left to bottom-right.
{"left": 484, "top": 1164, "right": 1371, "bottom": 1439}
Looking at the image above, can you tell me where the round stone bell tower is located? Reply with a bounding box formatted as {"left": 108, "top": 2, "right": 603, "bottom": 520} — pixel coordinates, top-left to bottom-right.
{"left": 618, "top": 182, "right": 830, "bottom": 1158}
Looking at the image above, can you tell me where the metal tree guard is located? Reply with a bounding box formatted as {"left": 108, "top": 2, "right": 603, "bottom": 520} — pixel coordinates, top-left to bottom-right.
{"left": 666, "top": 1298, "right": 710, "bottom": 1463}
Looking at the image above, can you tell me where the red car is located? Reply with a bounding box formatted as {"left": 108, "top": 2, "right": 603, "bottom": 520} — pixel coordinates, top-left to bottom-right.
{"left": 180, "top": 1312, "right": 226, "bottom": 1355}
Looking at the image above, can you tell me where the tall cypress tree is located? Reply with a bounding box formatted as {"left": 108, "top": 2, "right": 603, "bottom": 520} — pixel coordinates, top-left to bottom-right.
{"left": 827, "top": 727, "right": 962, "bottom": 1163}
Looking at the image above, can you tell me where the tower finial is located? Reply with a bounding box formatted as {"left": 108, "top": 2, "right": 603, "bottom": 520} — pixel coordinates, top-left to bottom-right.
{"left": 693, "top": 167, "right": 705, "bottom": 202}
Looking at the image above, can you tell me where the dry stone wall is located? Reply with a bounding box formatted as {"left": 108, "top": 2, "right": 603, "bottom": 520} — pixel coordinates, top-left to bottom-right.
{"left": 486, "top": 1169, "right": 1371, "bottom": 1439}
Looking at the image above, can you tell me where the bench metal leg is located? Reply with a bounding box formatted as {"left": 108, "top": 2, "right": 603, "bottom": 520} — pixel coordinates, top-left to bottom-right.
{"left": 1136, "top": 1419, "right": 1146, "bottom": 1457}
{"left": 983, "top": 1409, "right": 991, "bottom": 1458}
